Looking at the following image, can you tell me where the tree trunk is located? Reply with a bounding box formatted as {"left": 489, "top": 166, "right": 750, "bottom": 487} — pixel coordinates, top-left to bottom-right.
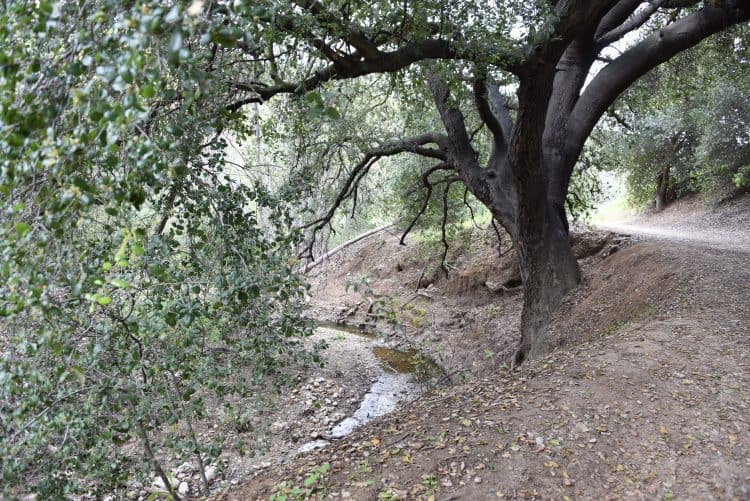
{"left": 655, "top": 164, "right": 670, "bottom": 211}
{"left": 510, "top": 199, "right": 580, "bottom": 367}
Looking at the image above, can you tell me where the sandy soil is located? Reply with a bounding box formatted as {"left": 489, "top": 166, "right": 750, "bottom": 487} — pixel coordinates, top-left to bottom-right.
{"left": 217, "top": 195, "right": 750, "bottom": 500}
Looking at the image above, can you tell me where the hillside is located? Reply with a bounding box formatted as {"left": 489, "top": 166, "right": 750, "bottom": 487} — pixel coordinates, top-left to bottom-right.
{"left": 218, "top": 197, "right": 750, "bottom": 500}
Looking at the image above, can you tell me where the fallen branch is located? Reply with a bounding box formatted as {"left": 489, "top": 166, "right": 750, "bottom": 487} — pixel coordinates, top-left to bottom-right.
{"left": 303, "top": 222, "right": 396, "bottom": 273}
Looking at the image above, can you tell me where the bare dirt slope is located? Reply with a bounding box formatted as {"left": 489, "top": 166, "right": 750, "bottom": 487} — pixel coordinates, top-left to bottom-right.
{"left": 304, "top": 225, "right": 623, "bottom": 379}
{"left": 220, "top": 199, "right": 750, "bottom": 500}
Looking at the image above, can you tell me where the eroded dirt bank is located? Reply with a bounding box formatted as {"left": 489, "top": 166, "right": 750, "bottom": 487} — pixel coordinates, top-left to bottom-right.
{"left": 218, "top": 197, "right": 750, "bottom": 500}
{"left": 304, "top": 225, "right": 626, "bottom": 379}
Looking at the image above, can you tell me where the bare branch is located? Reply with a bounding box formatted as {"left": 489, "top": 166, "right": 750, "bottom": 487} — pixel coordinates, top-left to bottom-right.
{"left": 474, "top": 78, "right": 506, "bottom": 148}
{"left": 300, "top": 134, "right": 449, "bottom": 259}
{"left": 429, "top": 75, "right": 485, "bottom": 185}
{"left": 596, "top": 1, "right": 664, "bottom": 48}
{"left": 439, "top": 180, "right": 457, "bottom": 278}
{"left": 595, "top": 0, "right": 643, "bottom": 41}
{"left": 399, "top": 163, "right": 455, "bottom": 245}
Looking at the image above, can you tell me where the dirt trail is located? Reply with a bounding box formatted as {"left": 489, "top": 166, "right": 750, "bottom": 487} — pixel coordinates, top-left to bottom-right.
{"left": 219, "top": 201, "right": 750, "bottom": 500}
{"left": 597, "top": 221, "right": 750, "bottom": 253}
{"left": 599, "top": 194, "right": 750, "bottom": 253}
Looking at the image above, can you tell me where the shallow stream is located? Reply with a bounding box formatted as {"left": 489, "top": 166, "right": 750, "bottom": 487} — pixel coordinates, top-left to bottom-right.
{"left": 297, "top": 323, "right": 437, "bottom": 453}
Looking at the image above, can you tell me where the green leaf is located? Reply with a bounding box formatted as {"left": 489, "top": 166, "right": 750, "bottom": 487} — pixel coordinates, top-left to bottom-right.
{"left": 165, "top": 312, "right": 177, "bottom": 327}
{"left": 212, "top": 27, "right": 238, "bottom": 48}
{"left": 14, "top": 222, "right": 31, "bottom": 237}
{"left": 69, "top": 366, "right": 86, "bottom": 384}
{"left": 323, "top": 106, "right": 341, "bottom": 120}
{"left": 141, "top": 85, "right": 156, "bottom": 99}
{"left": 96, "top": 295, "right": 112, "bottom": 306}
{"left": 111, "top": 278, "right": 130, "bottom": 288}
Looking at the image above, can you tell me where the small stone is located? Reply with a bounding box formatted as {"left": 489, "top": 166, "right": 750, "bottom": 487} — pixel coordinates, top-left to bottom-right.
{"left": 175, "top": 462, "right": 193, "bottom": 476}
{"left": 205, "top": 465, "right": 218, "bottom": 483}
{"left": 177, "top": 482, "right": 189, "bottom": 496}
{"left": 151, "top": 476, "right": 180, "bottom": 493}
{"left": 271, "top": 421, "right": 288, "bottom": 433}
{"left": 474, "top": 477, "right": 482, "bottom": 484}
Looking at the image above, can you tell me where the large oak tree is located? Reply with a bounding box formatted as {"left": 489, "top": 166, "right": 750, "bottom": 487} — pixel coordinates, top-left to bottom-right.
{"left": 229, "top": 0, "right": 750, "bottom": 364}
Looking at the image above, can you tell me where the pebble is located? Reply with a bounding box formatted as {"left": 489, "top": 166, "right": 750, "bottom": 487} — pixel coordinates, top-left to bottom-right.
{"left": 177, "top": 482, "right": 189, "bottom": 496}
{"left": 205, "top": 465, "right": 218, "bottom": 483}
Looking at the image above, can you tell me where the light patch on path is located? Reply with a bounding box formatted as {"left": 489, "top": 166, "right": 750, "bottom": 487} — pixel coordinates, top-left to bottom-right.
{"left": 597, "top": 222, "right": 750, "bottom": 253}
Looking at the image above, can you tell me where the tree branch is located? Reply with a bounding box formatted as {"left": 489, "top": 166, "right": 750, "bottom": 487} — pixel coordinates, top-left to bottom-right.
{"left": 596, "top": 1, "right": 664, "bottom": 48}
{"left": 299, "top": 134, "right": 449, "bottom": 259}
{"left": 473, "top": 78, "right": 514, "bottom": 155}
{"left": 399, "top": 163, "right": 455, "bottom": 245}
{"left": 292, "top": 0, "right": 384, "bottom": 60}
{"left": 429, "top": 75, "right": 485, "bottom": 186}
{"left": 227, "top": 38, "right": 524, "bottom": 112}
{"left": 595, "top": 0, "right": 643, "bottom": 41}
{"left": 569, "top": 3, "right": 750, "bottom": 164}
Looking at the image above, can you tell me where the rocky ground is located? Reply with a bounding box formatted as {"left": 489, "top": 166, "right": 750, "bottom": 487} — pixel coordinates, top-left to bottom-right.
{"left": 215, "top": 195, "right": 750, "bottom": 500}
{"left": 118, "top": 326, "right": 435, "bottom": 500}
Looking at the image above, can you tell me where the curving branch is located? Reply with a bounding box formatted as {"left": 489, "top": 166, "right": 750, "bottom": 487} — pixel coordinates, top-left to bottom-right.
{"left": 292, "top": 0, "right": 384, "bottom": 60}
{"left": 595, "top": 0, "right": 644, "bottom": 41}
{"left": 399, "top": 162, "right": 455, "bottom": 245}
{"left": 473, "top": 79, "right": 505, "bottom": 147}
{"left": 596, "top": 1, "right": 664, "bottom": 48}
{"left": 473, "top": 78, "right": 514, "bottom": 155}
{"left": 567, "top": 3, "right": 750, "bottom": 167}
{"left": 299, "top": 134, "right": 450, "bottom": 259}
{"left": 429, "top": 75, "right": 486, "bottom": 186}
{"left": 227, "top": 38, "right": 524, "bottom": 112}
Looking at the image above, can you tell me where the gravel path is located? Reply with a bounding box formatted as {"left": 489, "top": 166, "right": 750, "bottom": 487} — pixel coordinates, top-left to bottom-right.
{"left": 597, "top": 222, "right": 750, "bottom": 253}
{"left": 598, "top": 195, "right": 750, "bottom": 253}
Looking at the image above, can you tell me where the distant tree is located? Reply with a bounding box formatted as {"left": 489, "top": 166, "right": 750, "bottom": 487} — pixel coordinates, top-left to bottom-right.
{"left": 605, "top": 26, "right": 750, "bottom": 208}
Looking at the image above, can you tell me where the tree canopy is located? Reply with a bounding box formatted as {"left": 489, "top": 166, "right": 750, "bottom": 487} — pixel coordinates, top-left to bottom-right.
{"left": 599, "top": 26, "right": 750, "bottom": 208}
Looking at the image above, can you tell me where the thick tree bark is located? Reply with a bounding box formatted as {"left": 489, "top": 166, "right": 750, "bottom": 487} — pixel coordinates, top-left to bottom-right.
{"left": 512, "top": 202, "right": 580, "bottom": 366}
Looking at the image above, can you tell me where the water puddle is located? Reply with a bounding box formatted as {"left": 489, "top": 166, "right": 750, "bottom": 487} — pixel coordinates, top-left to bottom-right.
{"left": 297, "top": 323, "right": 439, "bottom": 453}
{"left": 314, "top": 319, "right": 377, "bottom": 340}
{"left": 329, "top": 372, "right": 420, "bottom": 438}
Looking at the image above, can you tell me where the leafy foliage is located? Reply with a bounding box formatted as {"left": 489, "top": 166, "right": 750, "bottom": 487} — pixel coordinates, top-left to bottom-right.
{"left": 0, "top": 1, "right": 315, "bottom": 496}
{"left": 602, "top": 27, "right": 750, "bottom": 207}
